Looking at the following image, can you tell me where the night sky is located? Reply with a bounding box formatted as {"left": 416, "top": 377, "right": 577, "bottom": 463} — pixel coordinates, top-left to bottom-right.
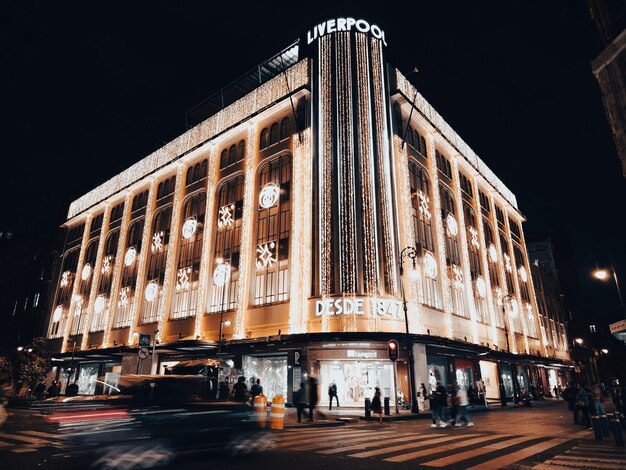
{"left": 2, "top": 2, "right": 624, "bottom": 321}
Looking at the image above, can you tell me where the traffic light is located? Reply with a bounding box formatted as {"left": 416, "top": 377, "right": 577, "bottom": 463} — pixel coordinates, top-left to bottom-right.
{"left": 388, "top": 339, "right": 399, "bottom": 361}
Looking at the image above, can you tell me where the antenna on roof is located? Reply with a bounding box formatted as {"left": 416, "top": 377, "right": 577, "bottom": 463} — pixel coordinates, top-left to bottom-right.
{"left": 280, "top": 47, "right": 303, "bottom": 144}
{"left": 401, "top": 67, "right": 420, "bottom": 150}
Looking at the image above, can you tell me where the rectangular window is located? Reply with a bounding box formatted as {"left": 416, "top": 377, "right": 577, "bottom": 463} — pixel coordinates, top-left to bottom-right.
{"left": 33, "top": 292, "right": 40, "bottom": 308}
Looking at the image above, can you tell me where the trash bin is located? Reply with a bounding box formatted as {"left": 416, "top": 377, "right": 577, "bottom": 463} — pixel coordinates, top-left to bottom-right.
{"left": 364, "top": 398, "right": 371, "bottom": 418}
{"left": 384, "top": 397, "right": 390, "bottom": 416}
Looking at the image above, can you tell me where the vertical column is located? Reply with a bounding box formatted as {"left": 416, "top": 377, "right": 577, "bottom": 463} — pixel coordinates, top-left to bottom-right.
{"left": 426, "top": 136, "right": 454, "bottom": 338}
{"left": 490, "top": 194, "right": 517, "bottom": 354}
{"left": 194, "top": 144, "right": 218, "bottom": 339}
{"left": 289, "top": 128, "right": 313, "bottom": 334}
{"left": 102, "top": 193, "right": 132, "bottom": 348}
{"left": 128, "top": 178, "right": 157, "bottom": 344}
{"left": 156, "top": 163, "right": 186, "bottom": 343}
{"left": 451, "top": 159, "right": 479, "bottom": 344}
{"left": 472, "top": 178, "right": 499, "bottom": 348}
{"left": 81, "top": 204, "right": 111, "bottom": 350}
{"left": 235, "top": 124, "right": 257, "bottom": 339}
{"left": 61, "top": 214, "right": 93, "bottom": 353}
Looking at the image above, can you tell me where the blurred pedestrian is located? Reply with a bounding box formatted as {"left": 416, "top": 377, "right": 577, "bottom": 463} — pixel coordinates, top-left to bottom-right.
{"left": 576, "top": 383, "right": 591, "bottom": 429}
{"left": 447, "top": 383, "right": 457, "bottom": 423}
{"left": 419, "top": 383, "right": 428, "bottom": 411}
{"left": 476, "top": 378, "right": 486, "bottom": 406}
{"left": 295, "top": 383, "right": 307, "bottom": 423}
{"left": 0, "top": 373, "right": 10, "bottom": 428}
{"left": 370, "top": 387, "right": 383, "bottom": 424}
{"left": 328, "top": 380, "right": 339, "bottom": 410}
{"left": 250, "top": 378, "right": 263, "bottom": 398}
{"left": 454, "top": 384, "right": 473, "bottom": 427}
{"left": 47, "top": 381, "right": 59, "bottom": 398}
{"left": 430, "top": 381, "right": 447, "bottom": 428}
{"left": 553, "top": 385, "right": 559, "bottom": 399}
{"left": 590, "top": 383, "right": 605, "bottom": 417}
{"left": 307, "top": 376, "right": 318, "bottom": 422}
{"left": 66, "top": 382, "right": 79, "bottom": 397}
{"left": 232, "top": 376, "right": 249, "bottom": 403}
{"left": 34, "top": 382, "right": 46, "bottom": 400}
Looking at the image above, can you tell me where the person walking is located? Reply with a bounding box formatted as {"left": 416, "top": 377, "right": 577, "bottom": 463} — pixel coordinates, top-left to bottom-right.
{"left": 232, "top": 376, "right": 249, "bottom": 404}
{"left": 575, "top": 383, "right": 592, "bottom": 429}
{"left": 431, "top": 382, "right": 448, "bottom": 428}
{"left": 476, "top": 378, "right": 486, "bottom": 407}
{"left": 446, "top": 383, "right": 457, "bottom": 424}
{"left": 370, "top": 387, "right": 383, "bottom": 424}
{"left": 47, "top": 381, "right": 59, "bottom": 398}
{"left": 328, "top": 380, "right": 339, "bottom": 410}
{"left": 294, "top": 383, "right": 307, "bottom": 423}
{"left": 307, "top": 376, "right": 318, "bottom": 422}
{"left": 250, "top": 378, "right": 263, "bottom": 399}
{"left": 454, "top": 384, "right": 474, "bottom": 427}
{"left": 553, "top": 385, "right": 559, "bottom": 399}
{"left": 419, "top": 383, "right": 428, "bottom": 411}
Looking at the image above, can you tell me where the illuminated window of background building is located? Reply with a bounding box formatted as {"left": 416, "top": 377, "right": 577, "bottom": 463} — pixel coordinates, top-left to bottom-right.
{"left": 464, "top": 202, "right": 488, "bottom": 323}
{"left": 500, "top": 232, "right": 515, "bottom": 295}
{"left": 254, "top": 155, "right": 291, "bottom": 306}
{"left": 514, "top": 244, "right": 531, "bottom": 303}
{"left": 49, "top": 247, "right": 80, "bottom": 338}
{"left": 114, "top": 217, "right": 144, "bottom": 328}
{"left": 439, "top": 184, "right": 465, "bottom": 316}
{"left": 140, "top": 206, "right": 172, "bottom": 324}
{"left": 408, "top": 160, "right": 441, "bottom": 309}
{"left": 171, "top": 191, "right": 206, "bottom": 319}
{"left": 90, "top": 228, "right": 119, "bottom": 332}
{"left": 550, "top": 318, "right": 559, "bottom": 348}
{"left": 210, "top": 175, "right": 244, "bottom": 313}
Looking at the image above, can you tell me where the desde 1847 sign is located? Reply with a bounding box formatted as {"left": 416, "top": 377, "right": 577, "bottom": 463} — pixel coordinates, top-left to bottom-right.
{"left": 315, "top": 297, "right": 401, "bottom": 318}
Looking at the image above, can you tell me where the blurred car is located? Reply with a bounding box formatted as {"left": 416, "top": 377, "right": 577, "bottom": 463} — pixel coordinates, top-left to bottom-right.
{"left": 45, "top": 374, "right": 273, "bottom": 469}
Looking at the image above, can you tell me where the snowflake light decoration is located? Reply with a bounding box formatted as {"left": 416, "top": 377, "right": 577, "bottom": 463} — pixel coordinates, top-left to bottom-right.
{"left": 256, "top": 241, "right": 277, "bottom": 270}
{"left": 423, "top": 251, "right": 437, "bottom": 278}
{"left": 476, "top": 275, "right": 487, "bottom": 298}
{"left": 101, "top": 255, "right": 112, "bottom": 274}
{"left": 182, "top": 218, "right": 197, "bottom": 239}
{"left": 488, "top": 243, "right": 498, "bottom": 263}
{"left": 452, "top": 264, "right": 464, "bottom": 290}
{"left": 145, "top": 281, "right": 158, "bottom": 302}
{"left": 504, "top": 253, "right": 512, "bottom": 273}
{"left": 259, "top": 182, "right": 280, "bottom": 209}
{"left": 151, "top": 231, "right": 164, "bottom": 252}
{"left": 74, "top": 296, "right": 83, "bottom": 317}
{"left": 446, "top": 213, "right": 458, "bottom": 237}
{"left": 176, "top": 267, "right": 191, "bottom": 291}
{"left": 495, "top": 287, "right": 503, "bottom": 307}
{"left": 94, "top": 295, "right": 106, "bottom": 314}
{"left": 124, "top": 247, "right": 137, "bottom": 267}
{"left": 60, "top": 271, "right": 71, "bottom": 287}
{"left": 213, "top": 262, "right": 231, "bottom": 287}
{"left": 518, "top": 265, "right": 528, "bottom": 283}
{"left": 119, "top": 287, "right": 130, "bottom": 307}
{"left": 468, "top": 226, "right": 480, "bottom": 249}
{"left": 417, "top": 190, "right": 431, "bottom": 220}
{"left": 81, "top": 263, "right": 92, "bottom": 281}
{"left": 218, "top": 204, "right": 235, "bottom": 229}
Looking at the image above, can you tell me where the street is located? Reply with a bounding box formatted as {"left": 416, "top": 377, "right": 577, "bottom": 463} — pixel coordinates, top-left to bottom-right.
{"left": 1, "top": 401, "right": 625, "bottom": 469}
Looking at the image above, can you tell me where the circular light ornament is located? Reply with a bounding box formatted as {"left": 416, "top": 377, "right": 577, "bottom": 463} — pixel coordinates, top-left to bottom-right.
{"left": 94, "top": 295, "right": 105, "bottom": 314}
{"left": 81, "top": 263, "right": 92, "bottom": 281}
{"left": 124, "top": 247, "right": 137, "bottom": 267}
{"left": 423, "top": 252, "right": 438, "bottom": 279}
{"left": 53, "top": 305, "right": 63, "bottom": 322}
{"left": 446, "top": 213, "right": 458, "bottom": 236}
{"left": 476, "top": 276, "right": 487, "bottom": 298}
{"left": 213, "top": 263, "right": 231, "bottom": 287}
{"left": 488, "top": 243, "right": 498, "bottom": 263}
{"left": 518, "top": 265, "right": 528, "bottom": 283}
{"left": 144, "top": 281, "right": 158, "bottom": 302}
{"left": 259, "top": 182, "right": 280, "bottom": 209}
{"left": 182, "top": 217, "right": 197, "bottom": 239}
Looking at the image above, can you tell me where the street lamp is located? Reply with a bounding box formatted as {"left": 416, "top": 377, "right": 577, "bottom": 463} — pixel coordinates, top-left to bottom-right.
{"left": 592, "top": 265, "right": 624, "bottom": 308}
{"left": 398, "top": 243, "right": 419, "bottom": 414}
{"left": 213, "top": 257, "right": 231, "bottom": 359}
{"left": 574, "top": 337, "right": 584, "bottom": 346}
{"left": 218, "top": 319, "right": 231, "bottom": 358}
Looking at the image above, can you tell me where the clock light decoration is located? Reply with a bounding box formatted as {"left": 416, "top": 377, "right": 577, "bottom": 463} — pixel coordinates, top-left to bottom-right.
{"left": 259, "top": 182, "right": 280, "bottom": 209}
{"left": 213, "top": 262, "right": 231, "bottom": 287}
{"left": 81, "top": 263, "right": 92, "bottom": 281}
{"left": 256, "top": 241, "right": 277, "bottom": 269}
{"left": 144, "top": 281, "right": 158, "bottom": 302}
{"left": 218, "top": 204, "right": 235, "bottom": 229}
{"left": 124, "top": 247, "right": 137, "bottom": 267}
{"left": 53, "top": 305, "right": 63, "bottom": 322}
{"left": 94, "top": 295, "right": 106, "bottom": 314}
{"left": 446, "top": 213, "right": 458, "bottom": 236}
{"left": 423, "top": 251, "right": 437, "bottom": 278}
{"left": 488, "top": 243, "right": 498, "bottom": 263}
{"left": 476, "top": 276, "right": 487, "bottom": 298}
{"left": 518, "top": 265, "right": 528, "bottom": 283}
{"left": 182, "top": 217, "right": 197, "bottom": 239}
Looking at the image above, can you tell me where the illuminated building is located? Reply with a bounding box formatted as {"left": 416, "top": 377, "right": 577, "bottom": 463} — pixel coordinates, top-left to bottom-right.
{"left": 45, "top": 18, "right": 571, "bottom": 403}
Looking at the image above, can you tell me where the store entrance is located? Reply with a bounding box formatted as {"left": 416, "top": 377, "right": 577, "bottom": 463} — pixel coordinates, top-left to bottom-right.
{"left": 319, "top": 360, "right": 396, "bottom": 407}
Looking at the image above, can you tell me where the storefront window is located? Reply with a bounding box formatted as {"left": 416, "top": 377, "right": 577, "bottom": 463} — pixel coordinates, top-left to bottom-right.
{"left": 77, "top": 365, "right": 99, "bottom": 395}
{"left": 243, "top": 356, "right": 288, "bottom": 401}
{"left": 320, "top": 361, "right": 395, "bottom": 406}
{"left": 427, "top": 356, "right": 448, "bottom": 393}
{"left": 500, "top": 363, "right": 514, "bottom": 398}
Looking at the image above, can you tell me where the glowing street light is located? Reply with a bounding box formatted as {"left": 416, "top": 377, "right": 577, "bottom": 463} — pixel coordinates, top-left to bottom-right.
{"left": 593, "top": 269, "right": 609, "bottom": 281}
{"left": 574, "top": 338, "right": 584, "bottom": 345}
{"left": 592, "top": 265, "right": 624, "bottom": 308}
{"left": 601, "top": 348, "right": 609, "bottom": 354}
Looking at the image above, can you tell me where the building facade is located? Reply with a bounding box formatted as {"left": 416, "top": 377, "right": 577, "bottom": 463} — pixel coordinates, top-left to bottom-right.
{"left": 45, "top": 19, "right": 571, "bottom": 403}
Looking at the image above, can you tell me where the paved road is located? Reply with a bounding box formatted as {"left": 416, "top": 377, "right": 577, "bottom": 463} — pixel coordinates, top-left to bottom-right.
{"left": 1, "top": 402, "right": 625, "bottom": 469}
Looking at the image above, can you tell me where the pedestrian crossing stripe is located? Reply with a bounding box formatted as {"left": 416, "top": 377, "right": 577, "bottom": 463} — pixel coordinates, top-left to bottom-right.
{"left": 319, "top": 433, "right": 441, "bottom": 455}
{"left": 0, "top": 432, "right": 51, "bottom": 445}
{"left": 384, "top": 434, "right": 503, "bottom": 462}
{"left": 0, "top": 430, "right": 64, "bottom": 453}
{"left": 538, "top": 458, "right": 623, "bottom": 469}
{"left": 350, "top": 434, "right": 479, "bottom": 458}
{"left": 276, "top": 430, "right": 400, "bottom": 449}
{"left": 465, "top": 437, "right": 568, "bottom": 470}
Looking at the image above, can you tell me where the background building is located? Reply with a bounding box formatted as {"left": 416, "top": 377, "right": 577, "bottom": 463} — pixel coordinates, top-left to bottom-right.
{"left": 44, "top": 19, "right": 571, "bottom": 403}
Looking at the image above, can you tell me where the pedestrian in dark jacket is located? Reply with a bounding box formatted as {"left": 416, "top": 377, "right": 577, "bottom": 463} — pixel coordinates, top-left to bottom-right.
{"left": 328, "top": 381, "right": 339, "bottom": 410}
{"left": 307, "top": 376, "right": 318, "bottom": 422}
{"left": 295, "top": 383, "right": 307, "bottom": 423}
{"left": 47, "top": 381, "right": 59, "bottom": 398}
{"left": 371, "top": 387, "right": 383, "bottom": 424}
{"left": 232, "top": 376, "right": 249, "bottom": 403}
{"left": 250, "top": 379, "right": 263, "bottom": 398}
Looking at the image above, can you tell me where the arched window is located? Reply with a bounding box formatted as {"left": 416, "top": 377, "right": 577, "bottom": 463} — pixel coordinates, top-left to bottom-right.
{"left": 90, "top": 229, "right": 119, "bottom": 332}
{"left": 269, "top": 122, "right": 279, "bottom": 145}
{"left": 238, "top": 140, "right": 245, "bottom": 161}
{"left": 209, "top": 175, "right": 244, "bottom": 313}
{"left": 500, "top": 231, "right": 515, "bottom": 296}
{"left": 464, "top": 203, "right": 488, "bottom": 323}
{"left": 186, "top": 159, "right": 209, "bottom": 186}
{"left": 140, "top": 206, "right": 172, "bottom": 324}
{"left": 280, "top": 117, "right": 290, "bottom": 140}
{"left": 409, "top": 160, "right": 440, "bottom": 309}
{"left": 186, "top": 166, "right": 194, "bottom": 186}
{"left": 171, "top": 191, "right": 207, "bottom": 319}
{"left": 260, "top": 128, "right": 268, "bottom": 149}
{"left": 440, "top": 185, "right": 464, "bottom": 316}
{"left": 229, "top": 145, "right": 237, "bottom": 166}
{"left": 113, "top": 217, "right": 144, "bottom": 328}
{"left": 49, "top": 248, "right": 80, "bottom": 338}
{"left": 220, "top": 149, "right": 228, "bottom": 169}
{"left": 254, "top": 155, "right": 292, "bottom": 306}
{"left": 419, "top": 135, "right": 427, "bottom": 156}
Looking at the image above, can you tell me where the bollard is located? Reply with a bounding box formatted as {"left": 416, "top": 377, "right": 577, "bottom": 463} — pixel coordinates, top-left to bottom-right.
{"left": 269, "top": 394, "right": 285, "bottom": 430}
{"left": 600, "top": 414, "right": 610, "bottom": 437}
{"left": 591, "top": 415, "right": 603, "bottom": 441}
{"left": 253, "top": 393, "right": 267, "bottom": 428}
{"left": 611, "top": 412, "right": 624, "bottom": 447}
{"left": 384, "top": 397, "right": 391, "bottom": 416}
{"left": 364, "top": 398, "right": 371, "bottom": 418}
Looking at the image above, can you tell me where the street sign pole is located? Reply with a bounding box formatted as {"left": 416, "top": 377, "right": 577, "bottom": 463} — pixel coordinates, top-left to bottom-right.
{"left": 393, "top": 360, "right": 399, "bottom": 414}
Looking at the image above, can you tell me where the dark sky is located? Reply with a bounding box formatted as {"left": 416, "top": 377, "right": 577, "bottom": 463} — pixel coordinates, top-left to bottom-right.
{"left": 2, "top": 2, "right": 624, "bottom": 316}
